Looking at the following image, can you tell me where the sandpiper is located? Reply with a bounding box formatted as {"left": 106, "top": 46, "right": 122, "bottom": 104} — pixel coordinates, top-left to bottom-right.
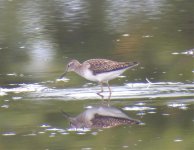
{"left": 62, "top": 106, "right": 140, "bottom": 128}
{"left": 60, "top": 59, "right": 139, "bottom": 96}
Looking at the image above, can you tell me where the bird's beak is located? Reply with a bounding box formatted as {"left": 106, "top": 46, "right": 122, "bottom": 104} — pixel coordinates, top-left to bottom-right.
{"left": 59, "top": 65, "right": 69, "bottom": 79}
{"left": 59, "top": 71, "right": 67, "bottom": 79}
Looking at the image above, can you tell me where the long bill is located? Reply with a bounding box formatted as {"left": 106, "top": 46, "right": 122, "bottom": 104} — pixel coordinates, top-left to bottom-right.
{"left": 59, "top": 71, "right": 67, "bottom": 79}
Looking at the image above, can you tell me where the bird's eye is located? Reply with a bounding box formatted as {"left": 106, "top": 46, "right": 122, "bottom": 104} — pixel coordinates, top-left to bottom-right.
{"left": 67, "top": 63, "right": 72, "bottom": 67}
{"left": 68, "top": 62, "right": 74, "bottom": 67}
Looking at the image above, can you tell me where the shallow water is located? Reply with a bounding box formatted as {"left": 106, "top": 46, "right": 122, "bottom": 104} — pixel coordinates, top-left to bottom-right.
{"left": 0, "top": 0, "right": 194, "bottom": 150}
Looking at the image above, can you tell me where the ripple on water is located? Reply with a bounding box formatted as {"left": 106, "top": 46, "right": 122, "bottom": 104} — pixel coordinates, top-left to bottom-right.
{"left": 174, "top": 138, "right": 183, "bottom": 142}
{"left": 67, "top": 128, "right": 91, "bottom": 133}
{"left": 40, "top": 124, "right": 51, "bottom": 128}
{"left": 81, "top": 147, "right": 92, "bottom": 150}
{"left": 1, "top": 104, "right": 9, "bottom": 108}
{"left": 37, "top": 129, "right": 83, "bottom": 135}
{"left": 23, "top": 133, "right": 37, "bottom": 136}
{"left": 0, "top": 91, "right": 7, "bottom": 96}
{"left": 56, "top": 77, "right": 69, "bottom": 82}
{"left": 12, "top": 96, "right": 22, "bottom": 100}
{"left": 0, "top": 84, "right": 46, "bottom": 95}
{"left": 2, "top": 132, "right": 16, "bottom": 136}
{"left": 123, "top": 106, "right": 156, "bottom": 111}
{"left": 167, "top": 103, "right": 188, "bottom": 110}
{"left": 1, "top": 82, "right": 194, "bottom": 101}
{"left": 39, "top": 124, "right": 71, "bottom": 136}
{"left": 172, "top": 48, "right": 194, "bottom": 56}
{"left": 6, "top": 73, "right": 17, "bottom": 76}
{"left": 45, "top": 128, "right": 66, "bottom": 133}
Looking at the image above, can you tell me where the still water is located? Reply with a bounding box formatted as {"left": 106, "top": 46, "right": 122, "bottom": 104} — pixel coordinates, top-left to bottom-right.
{"left": 0, "top": 0, "right": 194, "bottom": 150}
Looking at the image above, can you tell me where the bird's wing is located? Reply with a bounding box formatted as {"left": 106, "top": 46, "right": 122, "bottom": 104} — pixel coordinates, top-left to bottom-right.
{"left": 85, "top": 59, "right": 137, "bottom": 75}
{"left": 91, "top": 114, "right": 140, "bottom": 128}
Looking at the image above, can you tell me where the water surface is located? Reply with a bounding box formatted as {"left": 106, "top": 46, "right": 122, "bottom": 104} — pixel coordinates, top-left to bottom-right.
{"left": 0, "top": 0, "right": 194, "bottom": 150}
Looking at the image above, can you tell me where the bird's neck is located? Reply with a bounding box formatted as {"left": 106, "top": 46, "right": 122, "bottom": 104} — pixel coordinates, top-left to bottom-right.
{"left": 74, "top": 64, "right": 84, "bottom": 76}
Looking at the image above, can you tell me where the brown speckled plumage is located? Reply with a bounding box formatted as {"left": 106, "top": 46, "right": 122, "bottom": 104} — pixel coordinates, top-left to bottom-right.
{"left": 91, "top": 114, "right": 140, "bottom": 128}
{"left": 84, "top": 59, "right": 138, "bottom": 75}
{"left": 65, "top": 106, "right": 141, "bottom": 129}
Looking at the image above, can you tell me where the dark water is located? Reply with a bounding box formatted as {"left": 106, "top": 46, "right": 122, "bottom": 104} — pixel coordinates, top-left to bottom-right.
{"left": 0, "top": 0, "right": 194, "bottom": 150}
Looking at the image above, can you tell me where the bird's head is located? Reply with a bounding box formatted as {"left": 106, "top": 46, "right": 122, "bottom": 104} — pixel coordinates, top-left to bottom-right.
{"left": 59, "top": 59, "right": 80, "bottom": 79}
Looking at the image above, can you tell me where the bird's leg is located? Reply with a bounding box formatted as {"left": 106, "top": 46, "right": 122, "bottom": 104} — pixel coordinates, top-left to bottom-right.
{"left": 97, "top": 82, "right": 104, "bottom": 93}
{"left": 107, "top": 81, "right": 112, "bottom": 100}
{"left": 97, "top": 82, "right": 104, "bottom": 99}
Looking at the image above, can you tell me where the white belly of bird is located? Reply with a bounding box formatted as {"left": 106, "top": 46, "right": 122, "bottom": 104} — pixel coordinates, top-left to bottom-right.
{"left": 82, "top": 69, "right": 126, "bottom": 83}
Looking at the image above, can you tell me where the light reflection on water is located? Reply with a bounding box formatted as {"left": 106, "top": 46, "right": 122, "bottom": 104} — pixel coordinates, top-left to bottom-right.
{"left": 0, "top": 80, "right": 194, "bottom": 149}
{"left": 0, "top": 0, "right": 194, "bottom": 149}
{"left": 1, "top": 97, "right": 194, "bottom": 150}
{"left": 104, "top": 0, "right": 170, "bottom": 32}
{"left": 1, "top": 81, "right": 193, "bottom": 100}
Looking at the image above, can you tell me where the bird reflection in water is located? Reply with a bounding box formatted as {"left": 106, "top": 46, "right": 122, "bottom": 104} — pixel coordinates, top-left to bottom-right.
{"left": 63, "top": 106, "right": 140, "bottom": 129}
